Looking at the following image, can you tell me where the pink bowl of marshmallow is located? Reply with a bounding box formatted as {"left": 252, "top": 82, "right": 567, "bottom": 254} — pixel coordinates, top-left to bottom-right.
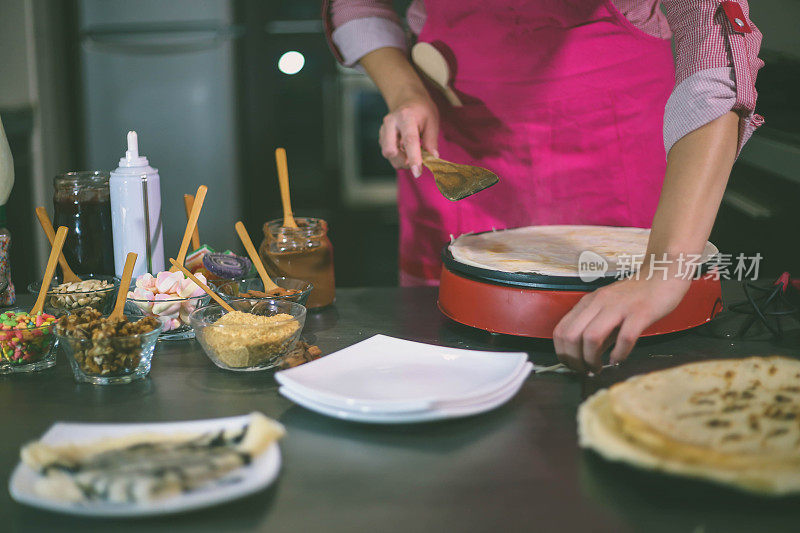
{"left": 126, "top": 271, "right": 211, "bottom": 340}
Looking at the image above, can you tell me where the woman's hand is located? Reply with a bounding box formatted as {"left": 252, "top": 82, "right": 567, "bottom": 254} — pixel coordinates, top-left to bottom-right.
{"left": 360, "top": 47, "right": 440, "bottom": 177}
{"left": 553, "top": 273, "right": 691, "bottom": 373}
{"left": 379, "top": 92, "right": 439, "bottom": 177}
{"left": 554, "top": 111, "right": 740, "bottom": 374}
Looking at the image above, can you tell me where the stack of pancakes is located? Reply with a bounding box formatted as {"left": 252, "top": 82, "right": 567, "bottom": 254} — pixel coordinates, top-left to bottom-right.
{"left": 579, "top": 357, "right": 800, "bottom": 495}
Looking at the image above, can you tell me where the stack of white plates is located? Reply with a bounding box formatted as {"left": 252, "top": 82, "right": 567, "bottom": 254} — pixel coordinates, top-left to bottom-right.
{"left": 276, "top": 335, "right": 532, "bottom": 424}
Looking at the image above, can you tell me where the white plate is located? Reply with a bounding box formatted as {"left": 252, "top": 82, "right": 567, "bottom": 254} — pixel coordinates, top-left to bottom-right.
{"left": 280, "top": 363, "right": 532, "bottom": 424}
{"left": 281, "top": 356, "right": 531, "bottom": 414}
{"left": 9, "top": 414, "right": 282, "bottom": 518}
{"left": 275, "top": 335, "right": 528, "bottom": 413}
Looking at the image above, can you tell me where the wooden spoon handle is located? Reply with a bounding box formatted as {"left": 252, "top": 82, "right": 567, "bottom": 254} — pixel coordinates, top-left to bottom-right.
{"left": 235, "top": 221, "right": 280, "bottom": 291}
{"left": 168, "top": 258, "right": 234, "bottom": 312}
{"left": 34, "top": 207, "right": 81, "bottom": 283}
{"left": 275, "top": 148, "right": 298, "bottom": 228}
{"left": 31, "top": 226, "right": 68, "bottom": 315}
{"left": 443, "top": 87, "right": 463, "bottom": 107}
{"left": 171, "top": 185, "right": 208, "bottom": 272}
{"left": 183, "top": 194, "right": 201, "bottom": 250}
{"left": 411, "top": 42, "right": 463, "bottom": 108}
{"left": 110, "top": 252, "right": 137, "bottom": 319}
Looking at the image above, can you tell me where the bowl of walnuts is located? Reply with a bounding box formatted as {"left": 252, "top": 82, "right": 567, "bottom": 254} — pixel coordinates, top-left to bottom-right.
{"left": 55, "top": 306, "right": 162, "bottom": 385}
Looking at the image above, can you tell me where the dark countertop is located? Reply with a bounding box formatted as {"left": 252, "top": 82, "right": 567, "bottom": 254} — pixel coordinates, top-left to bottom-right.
{"left": 3, "top": 286, "right": 800, "bottom": 532}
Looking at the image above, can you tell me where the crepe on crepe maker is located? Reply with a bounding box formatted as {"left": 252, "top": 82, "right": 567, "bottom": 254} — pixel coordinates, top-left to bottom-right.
{"left": 438, "top": 248, "right": 723, "bottom": 339}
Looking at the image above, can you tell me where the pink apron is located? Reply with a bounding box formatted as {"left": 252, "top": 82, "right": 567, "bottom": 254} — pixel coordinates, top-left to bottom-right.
{"left": 398, "top": 0, "right": 675, "bottom": 285}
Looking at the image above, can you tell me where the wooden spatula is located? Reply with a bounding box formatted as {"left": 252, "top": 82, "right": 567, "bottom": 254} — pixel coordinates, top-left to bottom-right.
{"left": 422, "top": 151, "right": 499, "bottom": 201}
{"left": 234, "top": 221, "right": 281, "bottom": 292}
{"left": 168, "top": 258, "right": 234, "bottom": 312}
{"left": 411, "top": 42, "right": 462, "bottom": 107}
{"left": 109, "top": 252, "right": 137, "bottom": 320}
{"left": 170, "top": 185, "right": 207, "bottom": 272}
{"left": 183, "top": 194, "right": 201, "bottom": 250}
{"left": 34, "top": 206, "right": 81, "bottom": 283}
{"left": 31, "top": 226, "right": 68, "bottom": 315}
{"left": 275, "top": 148, "right": 298, "bottom": 228}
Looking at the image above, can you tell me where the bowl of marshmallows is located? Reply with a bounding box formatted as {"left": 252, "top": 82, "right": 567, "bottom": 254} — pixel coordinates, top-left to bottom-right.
{"left": 126, "top": 270, "right": 210, "bottom": 341}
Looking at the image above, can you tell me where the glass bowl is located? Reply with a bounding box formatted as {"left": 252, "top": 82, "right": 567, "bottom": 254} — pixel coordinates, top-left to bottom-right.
{"left": 0, "top": 308, "right": 59, "bottom": 374}
{"left": 28, "top": 275, "right": 119, "bottom": 317}
{"left": 210, "top": 277, "right": 313, "bottom": 306}
{"left": 56, "top": 307, "right": 162, "bottom": 385}
{"left": 126, "top": 293, "right": 210, "bottom": 341}
{"left": 189, "top": 298, "right": 306, "bottom": 372}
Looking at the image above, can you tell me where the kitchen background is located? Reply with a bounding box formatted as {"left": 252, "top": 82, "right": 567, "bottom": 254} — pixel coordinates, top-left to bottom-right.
{"left": 0, "top": 0, "right": 798, "bottom": 292}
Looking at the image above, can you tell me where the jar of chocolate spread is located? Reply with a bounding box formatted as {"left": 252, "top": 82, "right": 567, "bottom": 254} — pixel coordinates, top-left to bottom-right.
{"left": 53, "top": 171, "right": 115, "bottom": 276}
{"left": 259, "top": 218, "right": 334, "bottom": 309}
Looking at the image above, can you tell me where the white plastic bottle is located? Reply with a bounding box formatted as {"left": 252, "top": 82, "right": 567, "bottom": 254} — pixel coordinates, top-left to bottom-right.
{"left": 109, "top": 131, "right": 165, "bottom": 278}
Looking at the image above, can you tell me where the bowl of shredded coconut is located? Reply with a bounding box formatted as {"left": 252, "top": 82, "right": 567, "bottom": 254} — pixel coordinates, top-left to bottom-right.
{"left": 189, "top": 298, "right": 306, "bottom": 371}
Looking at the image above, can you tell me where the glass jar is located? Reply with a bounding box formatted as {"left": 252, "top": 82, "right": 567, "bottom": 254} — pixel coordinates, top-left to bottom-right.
{"left": 53, "top": 171, "right": 114, "bottom": 276}
{"left": 259, "top": 218, "right": 334, "bottom": 309}
{"left": 0, "top": 206, "right": 15, "bottom": 305}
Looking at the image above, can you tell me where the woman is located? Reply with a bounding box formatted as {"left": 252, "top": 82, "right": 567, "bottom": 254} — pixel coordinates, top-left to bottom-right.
{"left": 324, "top": 0, "right": 763, "bottom": 371}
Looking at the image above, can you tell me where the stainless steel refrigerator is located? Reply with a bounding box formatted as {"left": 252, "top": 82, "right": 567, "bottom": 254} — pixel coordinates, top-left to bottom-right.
{"left": 78, "top": 0, "right": 241, "bottom": 257}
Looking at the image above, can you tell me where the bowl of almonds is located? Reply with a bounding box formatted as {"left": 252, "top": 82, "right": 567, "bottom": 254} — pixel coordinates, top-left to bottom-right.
{"left": 28, "top": 275, "right": 119, "bottom": 316}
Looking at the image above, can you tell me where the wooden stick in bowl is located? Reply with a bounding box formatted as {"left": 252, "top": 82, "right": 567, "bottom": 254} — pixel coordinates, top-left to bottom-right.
{"left": 234, "top": 221, "right": 281, "bottom": 292}
{"left": 109, "top": 252, "right": 137, "bottom": 320}
{"left": 35, "top": 206, "right": 81, "bottom": 283}
{"left": 183, "top": 194, "right": 201, "bottom": 250}
{"left": 168, "top": 258, "right": 234, "bottom": 312}
{"left": 31, "top": 226, "right": 68, "bottom": 315}
{"left": 171, "top": 185, "right": 207, "bottom": 272}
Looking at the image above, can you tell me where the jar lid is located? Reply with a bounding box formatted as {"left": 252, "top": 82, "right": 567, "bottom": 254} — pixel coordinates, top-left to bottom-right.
{"left": 54, "top": 171, "right": 110, "bottom": 188}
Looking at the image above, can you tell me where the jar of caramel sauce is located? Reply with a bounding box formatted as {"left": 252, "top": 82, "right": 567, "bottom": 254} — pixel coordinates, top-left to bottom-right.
{"left": 259, "top": 218, "right": 334, "bottom": 309}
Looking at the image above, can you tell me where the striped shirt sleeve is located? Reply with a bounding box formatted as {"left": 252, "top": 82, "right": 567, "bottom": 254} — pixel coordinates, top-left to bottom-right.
{"left": 323, "top": 0, "right": 406, "bottom": 66}
{"left": 662, "top": 0, "right": 765, "bottom": 154}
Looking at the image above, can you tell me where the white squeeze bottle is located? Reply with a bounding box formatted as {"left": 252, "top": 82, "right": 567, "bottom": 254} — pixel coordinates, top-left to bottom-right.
{"left": 110, "top": 131, "right": 165, "bottom": 278}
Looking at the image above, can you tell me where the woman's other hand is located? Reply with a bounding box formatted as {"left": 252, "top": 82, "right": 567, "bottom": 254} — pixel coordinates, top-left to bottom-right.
{"left": 554, "top": 111, "right": 739, "bottom": 373}
{"left": 553, "top": 270, "right": 690, "bottom": 373}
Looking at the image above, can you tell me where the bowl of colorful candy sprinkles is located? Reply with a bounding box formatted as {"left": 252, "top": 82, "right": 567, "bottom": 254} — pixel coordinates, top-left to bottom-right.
{"left": 0, "top": 309, "right": 58, "bottom": 374}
